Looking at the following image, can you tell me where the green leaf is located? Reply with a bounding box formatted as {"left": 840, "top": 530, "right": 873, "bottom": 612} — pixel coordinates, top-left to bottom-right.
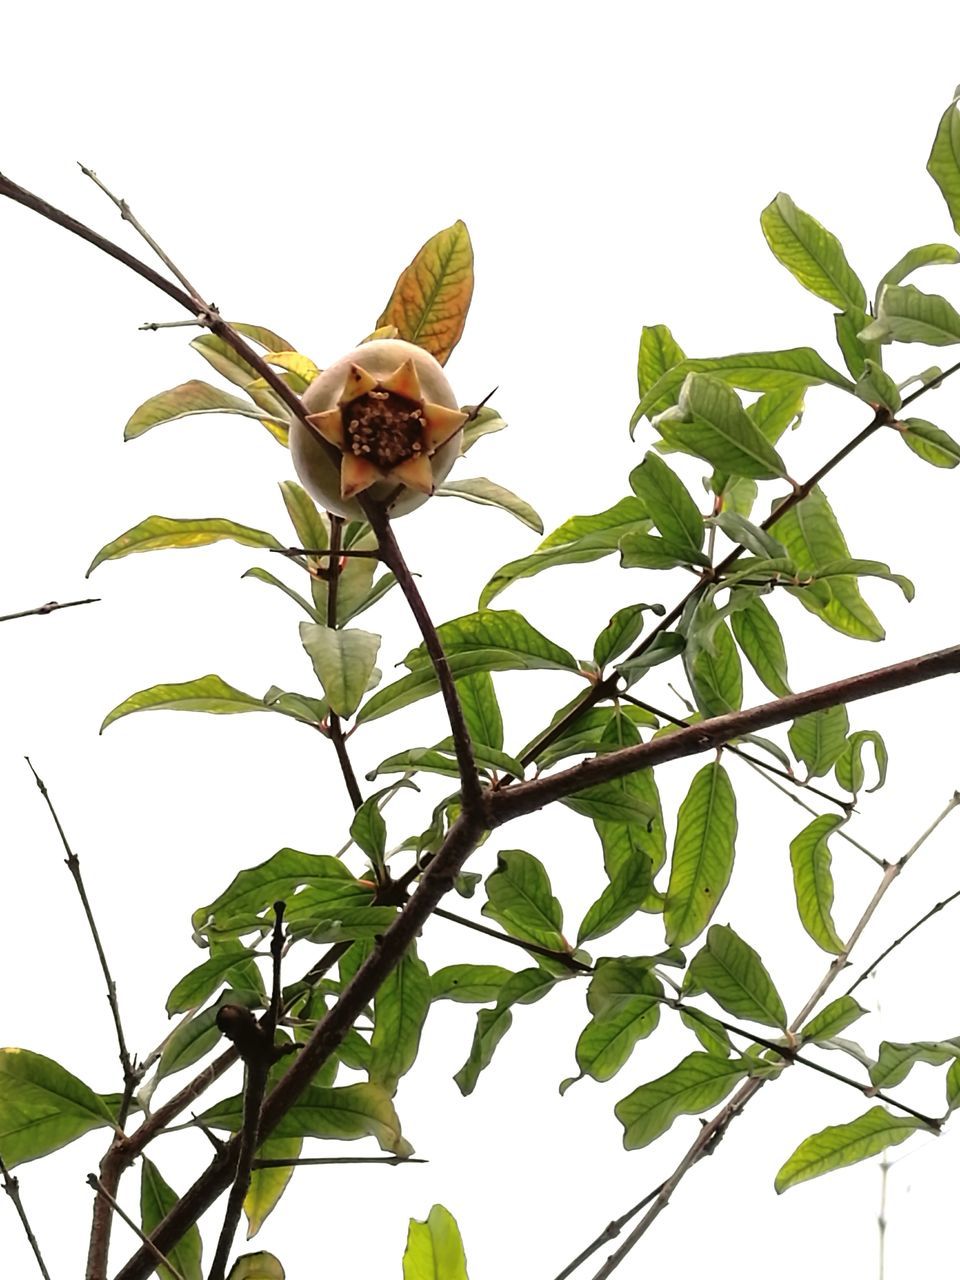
{"left": 244, "top": 1137, "right": 300, "bottom": 1239}
{"left": 101, "top": 675, "right": 277, "bottom": 732}
{"left": 402, "top": 1204, "right": 469, "bottom": 1280}
{"left": 637, "top": 323, "right": 687, "bottom": 412}
{"left": 479, "top": 498, "right": 651, "bottom": 607}
{"left": 664, "top": 763, "right": 737, "bottom": 947}
{"left": 789, "top": 815, "right": 846, "bottom": 954}
{"left": 927, "top": 93, "right": 960, "bottom": 236}
{"left": 165, "top": 943, "right": 262, "bottom": 1016}
{"left": 481, "top": 850, "right": 565, "bottom": 951}
{"left": 809, "top": 558, "right": 914, "bottom": 601}
{"left": 299, "top": 624, "right": 381, "bottom": 718}
{"left": 201, "top": 1082, "right": 412, "bottom": 1156}
{"left": 454, "top": 968, "right": 561, "bottom": 1095}
{"left": 870, "top": 1038, "right": 960, "bottom": 1089}
{"left": 370, "top": 944, "right": 432, "bottom": 1095}
{"left": 633, "top": 349, "right": 852, "bottom": 428}
{"left": 679, "top": 1007, "right": 732, "bottom": 1057}
{"left": 619, "top": 531, "right": 707, "bottom": 570}
{"left": 770, "top": 487, "right": 884, "bottom": 641}
{"left": 0, "top": 1049, "right": 114, "bottom": 1168}
{"left": 87, "top": 515, "right": 282, "bottom": 574}
{"left": 562, "top": 781, "right": 656, "bottom": 826}
{"left": 730, "top": 595, "right": 791, "bottom": 696}
{"left": 349, "top": 790, "right": 389, "bottom": 871}
{"left": 615, "top": 632, "right": 686, "bottom": 687}
{"left": 709, "top": 512, "right": 786, "bottom": 560}
{"left": 456, "top": 671, "right": 503, "bottom": 751}
{"left": 855, "top": 359, "right": 902, "bottom": 413}
{"left": 746, "top": 381, "right": 806, "bottom": 445}
{"left": 775, "top": 1107, "right": 925, "bottom": 1193}
{"left": 878, "top": 244, "right": 960, "bottom": 304}
{"left": 629, "top": 452, "right": 705, "bottom": 561}
{"left": 285, "top": 906, "right": 400, "bottom": 945}
{"left": 522, "top": 701, "right": 658, "bottom": 770}
{"left": 593, "top": 603, "right": 664, "bottom": 669}
{"left": 800, "top": 996, "right": 868, "bottom": 1043}
{"left": 685, "top": 616, "right": 743, "bottom": 718}
{"left": 592, "top": 715, "right": 667, "bottom": 883}
{"left": 279, "top": 480, "right": 328, "bottom": 551}
{"left": 459, "top": 405, "right": 507, "bottom": 454}
{"left": 789, "top": 705, "right": 850, "bottom": 778}
{"left": 431, "top": 965, "right": 515, "bottom": 1003}
{"left": 616, "top": 1052, "right": 749, "bottom": 1150}
{"left": 577, "top": 854, "right": 653, "bottom": 944}
{"left": 834, "top": 309, "right": 880, "bottom": 381}
{"left": 377, "top": 220, "right": 473, "bottom": 365}
{"left": 572, "top": 968, "right": 662, "bottom": 1084}
{"left": 760, "top": 193, "right": 866, "bottom": 311}
{"left": 141, "top": 1159, "right": 203, "bottom": 1280}
{"left": 657, "top": 374, "right": 789, "bottom": 479}
{"left": 227, "top": 1254, "right": 286, "bottom": 1280}
{"left": 684, "top": 924, "right": 787, "bottom": 1028}
{"left": 232, "top": 323, "right": 297, "bottom": 354}
{"left": 435, "top": 477, "right": 543, "bottom": 533}
{"left": 359, "top": 613, "right": 578, "bottom": 724}
{"left": 242, "top": 568, "right": 322, "bottom": 622}
{"left": 835, "top": 730, "right": 888, "bottom": 795}
{"left": 123, "top": 380, "right": 285, "bottom": 441}
{"left": 899, "top": 417, "right": 960, "bottom": 468}
{"left": 947, "top": 1059, "right": 960, "bottom": 1114}
{"left": 368, "top": 743, "right": 523, "bottom": 783}
{"left": 862, "top": 283, "right": 960, "bottom": 346}
{"left": 192, "top": 849, "right": 371, "bottom": 934}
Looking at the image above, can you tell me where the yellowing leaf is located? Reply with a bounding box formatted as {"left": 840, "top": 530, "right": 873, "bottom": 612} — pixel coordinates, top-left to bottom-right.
{"left": 377, "top": 221, "right": 474, "bottom": 365}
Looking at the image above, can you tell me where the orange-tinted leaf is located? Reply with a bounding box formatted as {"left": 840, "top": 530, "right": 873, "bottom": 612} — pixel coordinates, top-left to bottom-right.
{"left": 377, "top": 222, "right": 474, "bottom": 365}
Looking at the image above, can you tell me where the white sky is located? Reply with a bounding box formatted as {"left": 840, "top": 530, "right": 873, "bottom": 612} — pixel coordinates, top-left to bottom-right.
{"left": 3, "top": 3, "right": 960, "bottom": 1278}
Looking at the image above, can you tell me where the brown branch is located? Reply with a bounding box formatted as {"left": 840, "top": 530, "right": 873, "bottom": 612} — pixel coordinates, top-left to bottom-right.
{"left": 492, "top": 644, "right": 960, "bottom": 826}
{"left": 324, "top": 516, "right": 365, "bottom": 811}
{"left": 368, "top": 509, "right": 483, "bottom": 815}
{"left": 208, "top": 904, "right": 288, "bottom": 1280}
{"left": 252, "top": 1155, "right": 425, "bottom": 1168}
{"left": 0, "top": 1156, "right": 52, "bottom": 1280}
{"left": 0, "top": 596, "right": 99, "bottom": 624}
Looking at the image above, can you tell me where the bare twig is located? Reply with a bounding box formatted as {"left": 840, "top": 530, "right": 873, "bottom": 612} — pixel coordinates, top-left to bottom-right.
{"left": 252, "top": 1155, "right": 425, "bottom": 1168}
{"left": 552, "top": 1183, "right": 668, "bottom": 1280}
{"left": 272, "top": 546, "right": 383, "bottom": 561}
{"left": 0, "top": 1156, "right": 52, "bottom": 1280}
{"left": 0, "top": 596, "right": 99, "bottom": 624}
{"left": 433, "top": 905, "right": 593, "bottom": 973}
{"left": 25, "top": 760, "right": 135, "bottom": 1088}
{"left": 86, "top": 1176, "right": 185, "bottom": 1280}
{"left": 78, "top": 164, "right": 207, "bottom": 302}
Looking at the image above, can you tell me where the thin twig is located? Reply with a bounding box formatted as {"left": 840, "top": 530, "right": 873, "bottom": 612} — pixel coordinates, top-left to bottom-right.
{"left": 665, "top": 999, "right": 940, "bottom": 1127}
{"left": 78, "top": 164, "right": 207, "bottom": 302}
{"left": 577, "top": 795, "right": 960, "bottom": 1279}
{"left": 86, "top": 1176, "right": 186, "bottom": 1280}
{"left": 433, "top": 905, "right": 592, "bottom": 973}
{"left": 0, "top": 1156, "right": 52, "bottom": 1280}
{"left": 551, "top": 1183, "right": 668, "bottom": 1280}
{"left": 0, "top": 596, "right": 99, "bottom": 624}
{"left": 139, "top": 317, "right": 206, "bottom": 331}
{"left": 252, "top": 1155, "right": 425, "bottom": 1168}
{"left": 619, "top": 692, "right": 856, "bottom": 815}
{"left": 272, "top": 546, "right": 383, "bottom": 560}
{"left": 25, "top": 760, "right": 135, "bottom": 1088}
{"left": 208, "top": 903, "right": 287, "bottom": 1280}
